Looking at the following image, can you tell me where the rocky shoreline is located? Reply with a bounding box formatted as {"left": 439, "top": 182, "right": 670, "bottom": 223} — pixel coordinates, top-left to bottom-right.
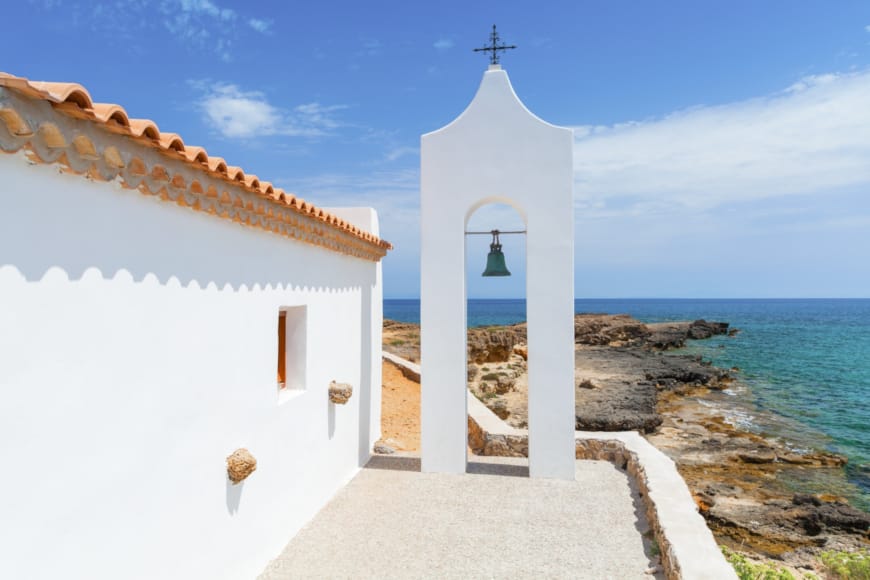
{"left": 382, "top": 315, "right": 870, "bottom": 567}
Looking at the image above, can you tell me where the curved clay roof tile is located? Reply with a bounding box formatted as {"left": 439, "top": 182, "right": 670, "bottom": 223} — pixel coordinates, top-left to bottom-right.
{"left": 243, "top": 174, "right": 260, "bottom": 189}
{"left": 128, "top": 119, "right": 160, "bottom": 140}
{"left": 183, "top": 146, "right": 208, "bottom": 164}
{"left": 226, "top": 166, "right": 245, "bottom": 181}
{"left": 207, "top": 156, "right": 228, "bottom": 174}
{"left": 159, "top": 132, "right": 185, "bottom": 153}
{"left": 92, "top": 103, "right": 130, "bottom": 127}
{"left": 28, "top": 81, "right": 93, "bottom": 109}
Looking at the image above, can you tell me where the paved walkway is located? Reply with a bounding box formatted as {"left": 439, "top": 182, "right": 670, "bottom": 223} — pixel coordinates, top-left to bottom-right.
{"left": 259, "top": 455, "right": 661, "bottom": 579}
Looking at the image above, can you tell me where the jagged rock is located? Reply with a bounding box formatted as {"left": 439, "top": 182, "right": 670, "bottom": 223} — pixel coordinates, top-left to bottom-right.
{"left": 645, "top": 320, "right": 730, "bottom": 350}
{"left": 373, "top": 442, "right": 396, "bottom": 454}
{"left": 467, "top": 326, "right": 526, "bottom": 363}
{"left": 512, "top": 344, "right": 528, "bottom": 360}
{"left": 479, "top": 382, "right": 496, "bottom": 394}
{"left": 328, "top": 381, "right": 353, "bottom": 404}
{"left": 574, "top": 314, "right": 651, "bottom": 347}
{"left": 495, "top": 374, "right": 515, "bottom": 394}
{"left": 467, "top": 363, "right": 479, "bottom": 381}
{"left": 736, "top": 449, "right": 778, "bottom": 464}
{"left": 467, "top": 416, "right": 486, "bottom": 454}
{"left": 576, "top": 411, "right": 663, "bottom": 434}
{"left": 777, "top": 452, "right": 847, "bottom": 467}
{"left": 227, "top": 448, "right": 257, "bottom": 484}
{"left": 573, "top": 343, "right": 732, "bottom": 432}
{"left": 490, "top": 399, "right": 510, "bottom": 420}
{"left": 688, "top": 319, "right": 730, "bottom": 339}
{"left": 792, "top": 494, "right": 870, "bottom": 536}
{"left": 577, "top": 378, "right": 597, "bottom": 389}
{"left": 483, "top": 436, "right": 513, "bottom": 456}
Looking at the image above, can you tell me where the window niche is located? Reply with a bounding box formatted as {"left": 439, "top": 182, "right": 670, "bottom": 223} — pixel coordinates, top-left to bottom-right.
{"left": 277, "top": 306, "right": 307, "bottom": 399}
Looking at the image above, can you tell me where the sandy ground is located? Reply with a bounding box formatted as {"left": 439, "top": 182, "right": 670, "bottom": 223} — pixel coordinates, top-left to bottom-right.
{"left": 380, "top": 360, "right": 421, "bottom": 451}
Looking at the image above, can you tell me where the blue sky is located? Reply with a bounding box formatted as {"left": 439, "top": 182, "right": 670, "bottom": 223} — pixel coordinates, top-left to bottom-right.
{"left": 8, "top": 0, "right": 870, "bottom": 297}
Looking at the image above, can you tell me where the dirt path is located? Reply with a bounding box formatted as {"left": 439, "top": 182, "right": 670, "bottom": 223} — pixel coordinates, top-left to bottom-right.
{"left": 380, "top": 360, "right": 420, "bottom": 452}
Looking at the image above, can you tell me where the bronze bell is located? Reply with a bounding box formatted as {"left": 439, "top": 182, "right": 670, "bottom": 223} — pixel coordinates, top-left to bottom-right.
{"left": 482, "top": 230, "right": 511, "bottom": 277}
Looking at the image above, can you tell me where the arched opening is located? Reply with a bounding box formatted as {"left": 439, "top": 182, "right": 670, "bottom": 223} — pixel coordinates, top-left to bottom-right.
{"left": 464, "top": 201, "right": 529, "bottom": 467}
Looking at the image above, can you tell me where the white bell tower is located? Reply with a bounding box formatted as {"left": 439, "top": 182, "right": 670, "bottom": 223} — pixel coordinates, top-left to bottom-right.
{"left": 420, "top": 60, "right": 576, "bottom": 479}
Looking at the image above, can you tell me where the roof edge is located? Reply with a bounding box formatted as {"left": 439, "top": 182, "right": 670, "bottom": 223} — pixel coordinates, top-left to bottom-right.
{"left": 0, "top": 72, "right": 392, "bottom": 260}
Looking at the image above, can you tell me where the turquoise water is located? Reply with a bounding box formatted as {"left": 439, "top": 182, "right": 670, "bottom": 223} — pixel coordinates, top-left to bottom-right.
{"left": 385, "top": 298, "right": 870, "bottom": 507}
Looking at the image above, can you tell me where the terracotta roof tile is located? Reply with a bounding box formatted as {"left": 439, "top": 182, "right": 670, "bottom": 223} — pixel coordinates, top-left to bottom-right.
{"left": 0, "top": 71, "right": 391, "bottom": 258}
{"left": 128, "top": 119, "right": 160, "bottom": 139}
{"left": 207, "top": 156, "right": 227, "bottom": 173}
{"left": 92, "top": 103, "right": 130, "bottom": 127}
{"left": 226, "top": 166, "right": 245, "bottom": 181}
{"left": 27, "top": 81, "right": 93, "bottom": 109}
{"left": 158, "top": 132, "right": 185, "bottom": 152}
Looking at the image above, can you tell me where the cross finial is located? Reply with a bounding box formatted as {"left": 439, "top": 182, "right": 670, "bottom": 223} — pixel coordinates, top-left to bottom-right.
{"left": 473, "top": 25, "right": 516, "bottom": 65}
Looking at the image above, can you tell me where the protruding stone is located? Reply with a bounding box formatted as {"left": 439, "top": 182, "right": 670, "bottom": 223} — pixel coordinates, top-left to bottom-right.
{"left": 490, "top": 399, "right": 510, "bottom": 420}
{"left": 577, "top": 378, "right": 597, "bottom": 389}
{"left": 373, "top": 442, "right": 395, "bottom": 454}
{"left": 226, "top": 448, "right": 256, "bottom": 484}
{"left": 328, "top": 380, "right": 353, "bottom": 404}
{"left": 495, "top": 374, "right": 515, "bottom": 394}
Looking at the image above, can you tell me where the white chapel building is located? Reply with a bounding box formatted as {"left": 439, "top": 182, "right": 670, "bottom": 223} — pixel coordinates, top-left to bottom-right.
{"left": 0, "top": 72, "right": 390, "bottom": 579}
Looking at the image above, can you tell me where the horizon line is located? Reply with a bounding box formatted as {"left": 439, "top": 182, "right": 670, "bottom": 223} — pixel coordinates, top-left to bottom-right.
{"left": 383, "top": 296, "right": 870, "bottom": 300}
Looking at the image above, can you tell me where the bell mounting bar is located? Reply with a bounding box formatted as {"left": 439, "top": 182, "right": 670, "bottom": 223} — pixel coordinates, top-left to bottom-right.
{"left": 465, "top": 230, "right": 526, "bottom": 235}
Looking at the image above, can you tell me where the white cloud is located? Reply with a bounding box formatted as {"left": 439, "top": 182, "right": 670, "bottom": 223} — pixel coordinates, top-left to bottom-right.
{"left": 433, "top": 38, "right": 454, "bottom": 50}
{"left": 293, "top": 103, "right": 347, "bottom": 131}
{"left": 196, "top": 83, "right": 346, "bottom": 139}
{"left": 200, "top": 84, "right": 279, "bottom": 138}
{"left": 573, "top": 69, "right": 870, "bottom": 215}
{"left": 384, "top": 146, "right": 419, "bottom": 162}
{"left": 865, "top": 24, "right": 870, "bottom": 32}
{"left": 161, "top": 0, "right": 239, "bottom": 59}
{"left": 248, "top": 18, "right": 272, "bottom": 34}
{"left": 178, "top": 0, "right": 234, "bottom": 20}
{"left": 785, "top": 73, "right": 837, "bottom": 93}
{"left": 358, "top": 39, "right": 382, "bottom": 57}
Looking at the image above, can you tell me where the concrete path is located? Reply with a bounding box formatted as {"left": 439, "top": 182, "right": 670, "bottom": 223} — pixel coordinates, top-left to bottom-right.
{"left": 259, "top": 455, "right": 661, "bottom": 579}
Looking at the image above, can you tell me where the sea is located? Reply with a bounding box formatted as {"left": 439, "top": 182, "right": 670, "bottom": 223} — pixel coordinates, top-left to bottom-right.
{"left": 384, "top": 298, "right": 870, "bottom": 510}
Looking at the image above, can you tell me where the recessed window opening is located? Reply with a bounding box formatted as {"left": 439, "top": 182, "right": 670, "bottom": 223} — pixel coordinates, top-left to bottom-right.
{"left": 277, "top": 306, "right": 307, "bottom": 397}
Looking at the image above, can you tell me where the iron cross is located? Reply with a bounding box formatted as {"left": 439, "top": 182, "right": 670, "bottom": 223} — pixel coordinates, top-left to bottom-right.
{"left": 473, "top": 25, "right": 516, "bottom": 65}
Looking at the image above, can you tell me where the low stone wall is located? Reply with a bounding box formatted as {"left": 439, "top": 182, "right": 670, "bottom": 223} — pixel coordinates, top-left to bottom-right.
{"left": 575, "top": 437, "right": 676, "bottom": 578}
{"left": 382, "top": 351, "right": 420, "bottom": 382}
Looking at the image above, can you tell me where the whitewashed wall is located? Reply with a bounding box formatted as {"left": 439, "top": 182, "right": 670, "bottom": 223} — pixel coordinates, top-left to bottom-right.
{"left": 0, "top": 154, "right": 383, "bottom": 580}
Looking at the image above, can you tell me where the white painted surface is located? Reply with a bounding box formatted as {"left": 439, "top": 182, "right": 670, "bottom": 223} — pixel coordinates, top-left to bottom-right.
{"left": 0, "top": 156, "right": 383, "bottom": 580}
{"left": 420, "top": 65, "right": 575, "bottom": 479}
